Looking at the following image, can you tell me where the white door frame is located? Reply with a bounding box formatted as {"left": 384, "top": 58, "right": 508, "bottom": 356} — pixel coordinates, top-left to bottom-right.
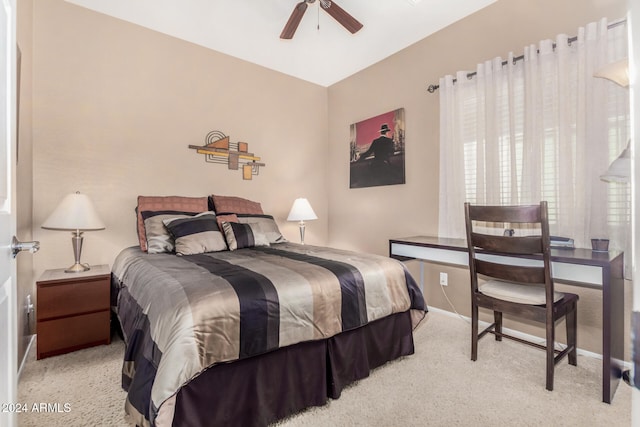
{"left": 0, "top": 0, "right": 18, "bottom": 426}
{"left": 630, "top": 2, "right": 640, "bottom": 425}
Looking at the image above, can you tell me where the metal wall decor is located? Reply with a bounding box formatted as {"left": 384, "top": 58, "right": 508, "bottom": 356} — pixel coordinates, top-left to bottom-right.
{"left": 189, "top": 130, "right": 265, "bottom": 180}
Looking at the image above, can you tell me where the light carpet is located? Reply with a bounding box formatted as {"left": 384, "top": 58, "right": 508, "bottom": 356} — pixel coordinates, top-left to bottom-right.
{"left": 18, "top": 310, "right": 631, "bottom": 426}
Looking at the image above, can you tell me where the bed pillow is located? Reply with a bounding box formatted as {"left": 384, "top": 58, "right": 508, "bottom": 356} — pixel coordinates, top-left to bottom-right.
{"left": 142, "top": 211, "right": 197, "bottom": 254}
{"left": 236, "top": 214, "right": 287, "bottom": 244}
{"left": 221, "top": 221, "right": 270, "bottom": 251}
{"left": 211, "top": 195, "right": 264, "bottom": 215}
{"left": 163, "top": 212, "right": 228, "bottom": 255}
{"left": 136, "top": 196, "right": 208, "bottom": 252}
{"left": 215, "top": 214, "right": 238, "bottom": 231}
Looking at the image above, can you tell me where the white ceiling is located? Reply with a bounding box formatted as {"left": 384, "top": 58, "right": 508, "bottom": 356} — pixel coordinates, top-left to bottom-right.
{"left": 65, "top": 0, "right": 497, "bottom": 87}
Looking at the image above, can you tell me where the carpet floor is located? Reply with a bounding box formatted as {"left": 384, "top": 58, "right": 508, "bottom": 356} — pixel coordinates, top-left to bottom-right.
{"left": 18, "top": 310, "right": 632, "bottom": 426}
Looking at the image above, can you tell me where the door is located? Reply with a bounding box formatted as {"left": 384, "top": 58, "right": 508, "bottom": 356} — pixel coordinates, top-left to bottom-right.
{"left": 631, "top": 0, "right": 640, "bottom": 424}
{"left": 0, "top": 1, "right": 17, "bottom": 426}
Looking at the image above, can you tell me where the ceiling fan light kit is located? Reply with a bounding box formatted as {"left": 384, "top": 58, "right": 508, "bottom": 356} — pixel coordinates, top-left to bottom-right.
{"left": 280, "top": 0, "right": 363, "bottom": 39}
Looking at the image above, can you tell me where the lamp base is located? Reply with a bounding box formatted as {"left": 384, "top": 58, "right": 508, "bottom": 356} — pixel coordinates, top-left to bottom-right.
{"left": 65, "top": 262, "right": 90, "bottom": 273}
{"left": 298, "top": 221, "right": 306, "bottom": 245}
{"left": 65, "top": 231, "right": 90, "bottom": 273}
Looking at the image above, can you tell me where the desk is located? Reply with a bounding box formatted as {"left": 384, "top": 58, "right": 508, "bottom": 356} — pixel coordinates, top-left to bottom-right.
{"left": 389, "top": 236, "right": 625, "bottom": 404}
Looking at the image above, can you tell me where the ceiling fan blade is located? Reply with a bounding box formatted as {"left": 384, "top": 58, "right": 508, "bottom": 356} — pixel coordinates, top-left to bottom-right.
{"left": 280, "top": 2, "right": 309, "bottom": 39}
{"left": 321, "top": 1, "right": 363, "bottom": 34}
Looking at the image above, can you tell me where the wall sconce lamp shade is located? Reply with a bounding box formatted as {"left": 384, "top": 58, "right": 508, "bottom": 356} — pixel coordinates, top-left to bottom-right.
{"left": 593, "top": 59, "right": 631, "bottom": 183}
{"left": 600, "top": 141, "right": 631, "bottom": 183}
{"left": 41, "top": 192, "right": 105, "bottom": 273}
{"left": 287, "top": 198, "right": 317, "bottom": 245}
{"left": 593, "top": 58, "right": 629, "bottom": 87}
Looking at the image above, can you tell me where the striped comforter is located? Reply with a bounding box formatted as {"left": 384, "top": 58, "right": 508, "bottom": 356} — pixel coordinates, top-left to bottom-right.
{"left": 112, "top": 243, "right": 426, "bottom": 426}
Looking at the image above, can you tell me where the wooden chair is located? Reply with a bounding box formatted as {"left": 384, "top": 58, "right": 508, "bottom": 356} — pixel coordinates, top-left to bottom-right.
{"left": 464, "top": 201, "right": 579, "bottom": 391}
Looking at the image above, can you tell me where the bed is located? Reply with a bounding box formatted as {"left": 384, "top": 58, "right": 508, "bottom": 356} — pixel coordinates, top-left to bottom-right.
{"left": 111, "top": 195, "right": 426, "bottom": 427}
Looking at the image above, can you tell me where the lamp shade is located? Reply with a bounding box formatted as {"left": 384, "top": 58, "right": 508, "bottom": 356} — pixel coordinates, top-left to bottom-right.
{"left": 593, "top": 58, "right": 629, "bottom": 87}
{"left": 600, "top": 142, "right": 631, "bottom": 183}
{"left": 41, "top": 192, "right": 106, "bottom": 231}
{"left": 287, "top": 198, "right": 318, "bottom": 222}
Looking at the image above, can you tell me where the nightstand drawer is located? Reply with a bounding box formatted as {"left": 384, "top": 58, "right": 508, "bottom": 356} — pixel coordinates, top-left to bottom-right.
{"left": 37, "top": 311, "right": 110, "bottom": 359}
{"left": 37, "top": 275, "right": 110, "bottom": 320}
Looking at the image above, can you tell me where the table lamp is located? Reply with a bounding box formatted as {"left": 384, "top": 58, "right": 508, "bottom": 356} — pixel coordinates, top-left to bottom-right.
{"left": 41, "top": 191, "right": 105, "bottom": 273}
{"left": 287, "top": 198, "right": 317, "bottom": 244}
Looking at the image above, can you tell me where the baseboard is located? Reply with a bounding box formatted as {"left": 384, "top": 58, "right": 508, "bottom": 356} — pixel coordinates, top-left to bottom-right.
{"left": 427, "top": 306, "right": 608, "bottom": 361}
{"left": 18, "top": 334, "right": 35, "bottom": 380}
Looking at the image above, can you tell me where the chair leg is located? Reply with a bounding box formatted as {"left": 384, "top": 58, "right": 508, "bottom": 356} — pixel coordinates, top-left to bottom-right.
{"left": 471, "top": 303, "right": 478, "bottom": 361}
{"left": 546, "top": 320, "right": 555, "bottom": 391}
{"left": 567, "top": 303, "right": 578, "bottom": 366}
{"left": 494, "top": 311, "right": 502, "bottom": 341}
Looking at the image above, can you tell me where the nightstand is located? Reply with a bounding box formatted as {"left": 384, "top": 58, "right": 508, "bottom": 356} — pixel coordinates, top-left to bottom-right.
{"left": 36, "top": 264, "right": 111, "bottom": 359}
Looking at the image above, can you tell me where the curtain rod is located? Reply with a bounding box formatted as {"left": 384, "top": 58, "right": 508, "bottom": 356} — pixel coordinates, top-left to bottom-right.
{"left": 426, "top": 19, "right": 627, "bottom": 93}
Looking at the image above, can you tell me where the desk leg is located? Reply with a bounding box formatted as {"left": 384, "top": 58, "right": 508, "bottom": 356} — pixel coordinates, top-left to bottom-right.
{"left": 602, "top": 258, "right": 624, "bottom": 403}
{"left": 419, "top": 261, "right": 424, "bottom": 294}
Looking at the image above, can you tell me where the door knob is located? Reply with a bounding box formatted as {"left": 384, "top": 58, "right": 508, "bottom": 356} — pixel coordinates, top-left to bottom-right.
{"left": 11, "top": 236, "right": 40, "bottom": 258}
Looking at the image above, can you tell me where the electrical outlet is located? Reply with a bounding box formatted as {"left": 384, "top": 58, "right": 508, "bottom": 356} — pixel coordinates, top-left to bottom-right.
{"left": 439, "top": 272, "right": 448, "bottom": 286}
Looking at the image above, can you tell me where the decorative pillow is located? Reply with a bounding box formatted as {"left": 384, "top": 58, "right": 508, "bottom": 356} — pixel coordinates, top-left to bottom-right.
{"left": 142, "top": 211, "right": 196, "bottom": 254}
{"left": 221, "top": 221, "right": 270, "bottom": 251}
{"left": 163, "top": 212, "right": 228, "bottom": 255}
{"left": 211, "top": 195, "right": 264, "bottom": 215}
{"left": 236, "top": 214, "right": 287, "bottom": 244}
{"left": 216, "top": 213, "right": 238, "bottom": 231}
{"left": 136, "top": 196, "right": 208, "bottom": 252}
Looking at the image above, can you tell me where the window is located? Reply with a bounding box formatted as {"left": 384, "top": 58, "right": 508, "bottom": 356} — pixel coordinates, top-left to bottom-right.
{"left": 438, "top": 19, "right": 629, "bottom": 251}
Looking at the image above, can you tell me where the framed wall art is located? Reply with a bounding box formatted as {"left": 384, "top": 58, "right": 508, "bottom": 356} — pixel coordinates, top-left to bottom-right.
{"left": 349, "top": 108, "right": 405, "bottom": 189}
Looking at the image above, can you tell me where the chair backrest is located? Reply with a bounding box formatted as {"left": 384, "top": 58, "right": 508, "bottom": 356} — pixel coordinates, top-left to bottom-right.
{"left": 464, "top": 202, "right": 553, "bottom": 299}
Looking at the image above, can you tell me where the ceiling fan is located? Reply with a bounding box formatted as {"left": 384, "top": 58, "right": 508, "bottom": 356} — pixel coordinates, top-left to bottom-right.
{"left": 280, "top": 0, "right": 363, "bottom": 39}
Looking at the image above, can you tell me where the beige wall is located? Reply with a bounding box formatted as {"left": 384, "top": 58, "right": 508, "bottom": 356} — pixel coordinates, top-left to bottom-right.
{"left": 31, "top": 0, "right": 329, "bottom": 279}
{"left": 16, "top": 0, "right": 34, "bottom": 366}
{"left": 326, "top": 0, "right": 629, "bottom": 356}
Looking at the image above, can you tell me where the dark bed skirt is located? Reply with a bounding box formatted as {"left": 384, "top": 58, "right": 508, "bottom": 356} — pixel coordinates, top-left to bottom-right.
{"left": 172, "top": 310, "right": 415, "bottom": 427}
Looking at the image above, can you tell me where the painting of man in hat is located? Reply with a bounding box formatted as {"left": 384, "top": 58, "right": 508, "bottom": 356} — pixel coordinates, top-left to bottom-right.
{"left": 358, "top": 123, "right": 394, "bottom": 165}
{"left": 349, "top": 108, "right": 405, "bottom": 188}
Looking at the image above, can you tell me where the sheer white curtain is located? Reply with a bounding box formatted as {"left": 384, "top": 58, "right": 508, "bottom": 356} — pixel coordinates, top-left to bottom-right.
{"left": 438, "top": 18, "right": 629, "bottom": 250}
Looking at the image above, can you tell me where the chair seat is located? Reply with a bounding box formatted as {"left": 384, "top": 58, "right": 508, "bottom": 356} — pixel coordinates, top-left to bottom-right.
{"left": 479, "top": 280, "right": 564, "bottom": 305}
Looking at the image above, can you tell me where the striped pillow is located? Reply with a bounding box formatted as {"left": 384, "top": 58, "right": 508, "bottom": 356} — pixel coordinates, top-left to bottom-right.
{"left": 163, "top": 212, "right": 227, "bottom": 255}
{"left": 236, "top": 214, "right": 287, "bottom": 244}
{"left": 216, "top": 214, "right": 238, "bottom": 231}
{"left": 136, "top": 196, "right": 208, "bottom": 252}
{"left": 221, "top": 221, "right": 270, "bottom": 251}
{"left": 142, "top": 211, "right": 196, "bottom": 254}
